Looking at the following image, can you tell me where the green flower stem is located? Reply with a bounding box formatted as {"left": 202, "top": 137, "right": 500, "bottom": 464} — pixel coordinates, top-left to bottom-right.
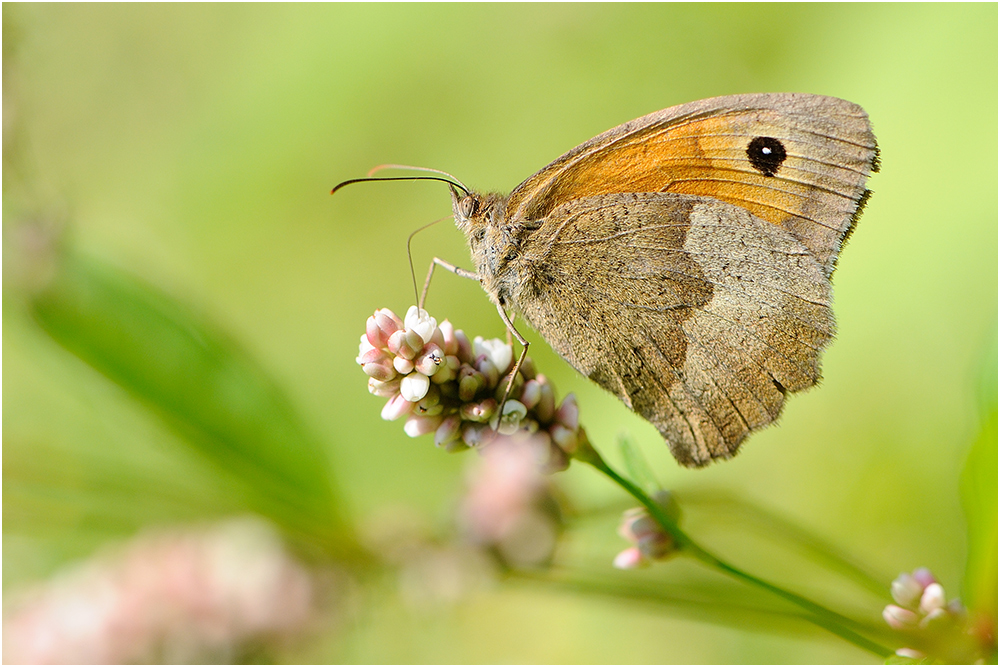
{"left": 586, "top": 455, "right": 894, "bottom": 659}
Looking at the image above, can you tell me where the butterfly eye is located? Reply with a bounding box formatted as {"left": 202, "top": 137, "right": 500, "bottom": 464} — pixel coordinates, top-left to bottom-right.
{"left": 459, "top": 196, "right": 478, "bottom": 219}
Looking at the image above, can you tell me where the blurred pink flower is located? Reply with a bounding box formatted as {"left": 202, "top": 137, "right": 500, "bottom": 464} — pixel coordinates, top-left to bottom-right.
{"left": 3, "top": 517, "right": 319, "bottom": 664}
{"left": 457, "top": 434, "right": 564, "bottom": 568}
{"left": 613, "top": 491, "right": 681, "bottom": 569}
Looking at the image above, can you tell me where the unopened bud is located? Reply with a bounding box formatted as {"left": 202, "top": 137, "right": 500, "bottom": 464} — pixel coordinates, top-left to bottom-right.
{"left": 414, "top": 384, "right": 442, "bottom": 415}
{"left": 475, "top": 356, "right": 499, "bottom": 389}
{"left": 393, "top": 355, "right": 415, "bottom": 375}
{"left": 554, "top": 393, "right": 579, "bottom": 431}
{"left": 549, "top": 423, "right": 579, "bottom": 454}
{"left": 891, "top": 573, "right": 925, "bottom": 609}
{"left": 404, "top": 306, "right": 438, "bottom": 344}
{"left": 381, "top": 394, "right": 414, "bottom": 421}
{"left": 613, "top": 547, "right": 646, "bottom": 570}
{"left": 520, "top": 379, "right": 542, "bottom": 410}
{"left": 439, "top": 319, "right": 459, "bottom": 356}
{"left": 404, "top": 414, "right": 444, "bottom": 438}
{"left": 460, "top": 398, "right": 497, "bottom": 423}
{"left": 919, "top": 583, "right": 946, "bottom": 615}
{"left": 368, "top": 376, "right": 402, "bottom": 397}
{"left": 494, "top": 400, "right": 527, "bottom": 435}
{"left": 435, "top": 414, "right": 462, "bottom": 447}
{"left": 400, "top": 372, "right": 431, "bottom": 402}
{"left": 454, "top": 329, "right": 473, "bottom": 363}
{"left": 462, "top": 422, "right": 490, "bottom": 448}
{"left": 883, "top": 604, "right": 920, "bottom": 630}
{"left": 458, "top": 367, "right": 486, "bottom": 402}
{"left": 534, "top": 375, "right": 556, "bottom": 423}
{"left": 415, "top": 344, "right": 445, "bottom": 376}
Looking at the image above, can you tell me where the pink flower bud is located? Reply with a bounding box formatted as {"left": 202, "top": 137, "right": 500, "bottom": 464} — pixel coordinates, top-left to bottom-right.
{"left": 387, "top": 329, "right": 407, "bottom": 356}
{"left": 534, "top": 375, "right": 555, "bottom": 423}
{"left": 883, "top": 604, "right": 920, "bottom": 630}
{"left": 368, "top": 377, "right": 401, "bottom": 397}
{"left": 363, "top": 357, "right": 397, "bottom": 382}
{"left": 381, "top": 394, "right": 414, "bottom": 421}
{"left": 404, "top": 414, "right": 444, "bottom": 438}
{"left": 912, "top": 568, "right": 937, "bottom": 589}
{"left": 400, "top": 372, "right": 431, "bottom": 402}
{"left": 461, "top": 398, "right": 497, "bottom": 423}
{"left": 429, "top": 325, "right": 445, "bottom": 350}
{"left": 415, "top": 344, "right": 445, "bottom": 376}
{"left": 366, "top": 312, "right": 397, "bottom": 349}
{"left": 520, "top": 379, "right": 541, "bottom": 410}
{"left": 613, "top": 547, "right": 646, "bottom": 570}
{"left": 454, "top": 330, "right": 473, "bottom": 363}
{"left": 393, "top": 355, "right": 415, "bottom": 375}
{"left": 637, "top": 531, "right": 675, "bottom": 560}
{"left": 554, "top": 393, "right": 579, "bottom": 431}
{"left": 549, "top": 423, "right": 578, "bottom": 454}
{"left": 542, "top": 440, "right": 570, "bottom": 473}
{"left": 462, "top": 422, "right": 490, "bottom": 448}
{"left": 403, "top": 329, "right": 425, "bottom": 360}
{"left": 439, "top": 320, "right": 459, "bottom": 356}
{"left": 475, "top": 356, "right": 499, "bottom": 389}
{"left": 357, "top": 334, "right": 376, "bottom": 363}
{"left": 435, "top": 414, "right": 462, "bottom": 447}
{"left": 387, "top": 329, "right": 423, "bottom": 360}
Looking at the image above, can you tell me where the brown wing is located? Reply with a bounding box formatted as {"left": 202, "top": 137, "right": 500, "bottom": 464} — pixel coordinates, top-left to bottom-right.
{"left": 508, "top": 192, "right": 834, "bottom": 467}
{"left": 505, "top": 93, "right": 878, "bottom": 277}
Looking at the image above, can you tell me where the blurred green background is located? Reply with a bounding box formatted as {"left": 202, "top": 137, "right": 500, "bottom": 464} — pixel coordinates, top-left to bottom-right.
{"left": 3, "top": 3, "right": 996, "bottom": 663}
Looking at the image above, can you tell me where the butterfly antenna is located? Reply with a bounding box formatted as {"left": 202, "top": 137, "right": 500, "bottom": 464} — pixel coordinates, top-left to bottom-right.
{"left": 407, "top": 215, "right": 452, "bottom": 310}
{"left": 368, "top": 164, "right": 470, "bottom": 194}
{"left": 331, "top": 175, "right": 469, "bottom": 196}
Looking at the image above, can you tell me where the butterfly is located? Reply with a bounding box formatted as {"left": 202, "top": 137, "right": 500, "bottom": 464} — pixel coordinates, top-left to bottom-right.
{"left": 446, "top": 93, "right": 878, "bottom": 467}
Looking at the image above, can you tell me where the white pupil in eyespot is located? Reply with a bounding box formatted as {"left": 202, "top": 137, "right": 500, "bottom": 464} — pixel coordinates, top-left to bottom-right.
{"left": 761, "top": 147, "right": 772, "bottom": 155}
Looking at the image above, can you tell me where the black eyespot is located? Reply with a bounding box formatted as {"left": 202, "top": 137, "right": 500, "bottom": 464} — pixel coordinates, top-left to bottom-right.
{"left": 747, "top": 136, "right": 787, "bottom": 177}
{"left": 459, "top": 196, "right": 478, "bottom": 219}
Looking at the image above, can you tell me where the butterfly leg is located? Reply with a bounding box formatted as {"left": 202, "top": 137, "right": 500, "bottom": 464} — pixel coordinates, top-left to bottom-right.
{"left": 495, "top": 304, "right": 530, "bottom": 428}
{"left": 419, "top": 257, "right": 479, "bottom": 310}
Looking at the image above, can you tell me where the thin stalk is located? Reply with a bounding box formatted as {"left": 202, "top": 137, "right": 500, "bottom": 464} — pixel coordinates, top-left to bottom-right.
{"left": 587, "top": 456, "right": 894, "bottom": 659}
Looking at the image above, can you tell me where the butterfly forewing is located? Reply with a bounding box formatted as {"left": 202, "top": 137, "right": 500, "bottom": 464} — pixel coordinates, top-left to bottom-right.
{"left": 505, "top": 93, "right": 878, "bottom": 276}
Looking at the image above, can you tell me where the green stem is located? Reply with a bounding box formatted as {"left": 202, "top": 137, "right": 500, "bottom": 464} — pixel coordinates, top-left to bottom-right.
{"left": 587, "top": 456, "right": 893, "bottom": 659}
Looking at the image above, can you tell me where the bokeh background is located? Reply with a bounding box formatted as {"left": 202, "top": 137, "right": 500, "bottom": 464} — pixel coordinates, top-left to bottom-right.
{"left": 3, "top": 3, "right": 996, "bottom": 664}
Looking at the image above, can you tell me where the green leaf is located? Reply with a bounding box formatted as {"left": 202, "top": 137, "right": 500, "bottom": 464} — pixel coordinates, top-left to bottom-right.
{"left": 959, "top": 332, "right": 997, "bottom": 624}
{"left": 29, "top": 253, "right": 356, "bottom": 557}
{"left": 616, "top": 432, "right": 661, "bottom": 496}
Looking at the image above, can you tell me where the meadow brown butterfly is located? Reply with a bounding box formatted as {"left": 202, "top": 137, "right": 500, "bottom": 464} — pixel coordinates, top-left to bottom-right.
{"left": 344, "top": 93, "right": 879, "bottom": 467}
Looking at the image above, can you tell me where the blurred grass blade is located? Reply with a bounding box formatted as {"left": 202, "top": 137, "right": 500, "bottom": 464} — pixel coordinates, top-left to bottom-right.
{"left": 616, "top": 432, "right": 661, "bottom": 495}
{"left": 960, "top": 333, "right": 997, "bottom": 628}
{"left": 29, "top": 253, "right": 355, "bottom": 557}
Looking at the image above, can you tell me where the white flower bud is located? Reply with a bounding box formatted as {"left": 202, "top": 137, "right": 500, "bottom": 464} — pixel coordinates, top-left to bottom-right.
{"left": 473, "top": 336, "right": 513, "bottom": 375}
{"left": 400, "top": 372, "right": 430, "bottom": 402}
{"left": 393, "top": 355, "right": 415, "bottom": 375}
{"left": 404, "top": 306, "right": 438, "bottom": 344}
{"left": 919, "top": 582, "right": 946, "bottom": 615}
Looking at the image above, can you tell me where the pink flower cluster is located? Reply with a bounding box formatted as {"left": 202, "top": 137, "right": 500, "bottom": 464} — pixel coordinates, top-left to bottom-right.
{"left": 358, "top": 306, "right": 586, "bottom": 471}
{"left": 883, "top": 568, "right": 977, "bottom": 662}
{"left": 457, "top": 434, "right": 564, "bottom": 568}
{"left": 613, "top": 491, "right": 682, "bottom": 569}
{"left": 2, "top": 518, "right": 318, "bottom": 664}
